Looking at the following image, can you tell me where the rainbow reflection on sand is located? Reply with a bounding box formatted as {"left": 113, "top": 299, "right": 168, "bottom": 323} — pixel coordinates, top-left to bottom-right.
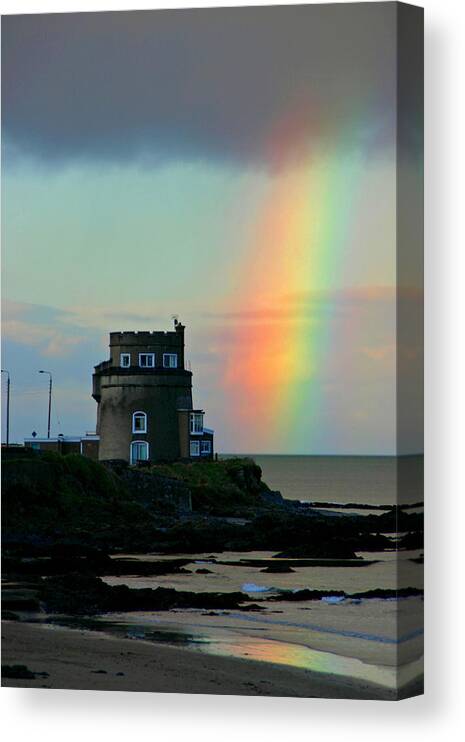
{"left": 95, "top": 611, "right": 423, "bottom": 693}
{"left": 199, "top": 636, "right": 422, "bottom": 691}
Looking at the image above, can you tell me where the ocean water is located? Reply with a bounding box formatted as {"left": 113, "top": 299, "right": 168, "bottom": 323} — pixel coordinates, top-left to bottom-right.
{"left": 224, "top": 454, "right": 424, "bottom": 506}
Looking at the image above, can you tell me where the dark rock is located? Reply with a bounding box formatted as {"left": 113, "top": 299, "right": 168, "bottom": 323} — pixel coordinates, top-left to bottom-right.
{"left": 2, "top": 664, "right": 42, "bottom": 679}
{"left": 350, "top": 533, "right": 394, "bottom": 552}
{"left": 195, "top": 568, "right": 213, "bottom": 574}
{"left": 103, "top": 461, "right": 192, "bottom": 514}
{"left": 222, "top": 558, "right": 377, "bottom": 568}
{"left": 260, "top": 564, "right": 295, "bottom": 573}
{"left": 266, "top": 586, "right": 423, "bottom": 603}
{"left": 260, "top": 490, "right": 285, "bottom": 506}
{"left": 1, "top": 597, "right": 41, "bottom": 612}
{"left": 39, "top": 574, "right": 251, "bottom": 615}
{"left": 350, "top": 587, "right": 423, "bottom": 600}
{"left": 3, "top": 554, "right": 193, "bottom": 578}
{"left": 4, "top": 665, "right": 36, "bottom": 679}
{"left": 268, "top": 589, "right": 346, "bottom": 602}
{"left": 398, "top": 531, "right": 424, "bottom": 550}
{"left": 365, "top": 508, "right": 423, "bottom": 534}
{"left": 274, "top": 543, "right": 357, "bottom": 559}
{"left": 102, "top": 558, "right": 192, "bottom": 577}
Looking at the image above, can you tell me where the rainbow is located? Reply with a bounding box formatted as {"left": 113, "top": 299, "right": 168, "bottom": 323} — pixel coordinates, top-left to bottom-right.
{"left": 222, "top": 98, "right": 369, "bottom": 452}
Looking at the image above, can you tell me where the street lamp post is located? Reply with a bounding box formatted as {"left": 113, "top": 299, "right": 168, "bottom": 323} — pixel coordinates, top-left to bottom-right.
{"left": 1, "top": 369, "right": 10, "bottom": 446}
{"left": 38, "top": 370, "right": 52, "bottom": 439}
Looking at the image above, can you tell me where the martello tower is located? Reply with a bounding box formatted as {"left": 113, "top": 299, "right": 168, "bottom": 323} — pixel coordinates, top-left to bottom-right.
{"left": 92, "top": 320, "right": 214, "bottom": 464}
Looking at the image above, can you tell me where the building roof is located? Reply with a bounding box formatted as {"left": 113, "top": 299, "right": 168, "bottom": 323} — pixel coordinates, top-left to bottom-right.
{"left": 24, "top": 435, "right": 100, "bottom": 443}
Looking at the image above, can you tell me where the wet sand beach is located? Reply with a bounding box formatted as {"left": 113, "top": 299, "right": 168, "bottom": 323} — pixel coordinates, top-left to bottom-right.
{"left": 2, "top": 546, "right": 423, "bottom": 699}
{"left": 2, "top": 620, "right": 414, "bottom": 699}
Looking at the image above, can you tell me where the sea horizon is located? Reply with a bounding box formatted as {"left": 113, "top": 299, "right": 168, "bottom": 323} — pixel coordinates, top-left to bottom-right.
{"left": 220, "top": 453, "right": 424, "bottom": 506}
{"left": 220, "top": 453, "right": 424, "bottom": 458}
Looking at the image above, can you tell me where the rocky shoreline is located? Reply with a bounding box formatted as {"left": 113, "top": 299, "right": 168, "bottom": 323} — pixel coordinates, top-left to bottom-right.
{"left": 2, "top": 451, "right": 424, "bottom": 611}
{"left": 2, "top": 450, "right": 423, "bottom": 696}
{"left": 3, "top": 568, "right": 424, "bottom": 620}
{"left": 2, "top": 451, "right": 423, "bottom": 556}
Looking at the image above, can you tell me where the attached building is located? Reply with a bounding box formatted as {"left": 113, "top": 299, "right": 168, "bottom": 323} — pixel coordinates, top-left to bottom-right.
{"left": 24, "top": 434, "right": 100, "bottom": 460}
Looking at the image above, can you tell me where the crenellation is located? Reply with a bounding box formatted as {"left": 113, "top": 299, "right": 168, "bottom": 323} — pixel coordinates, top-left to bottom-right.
{"left": 110, "top": 331, "right": 182, "bottom": 343}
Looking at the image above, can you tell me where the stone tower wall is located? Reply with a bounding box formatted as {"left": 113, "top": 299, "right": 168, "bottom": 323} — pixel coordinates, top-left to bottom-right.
{"left": 93, "top": 323, "right": 193, "bottom": 463}
{"left": 96, "top": 372, "right": 193, "bottom": 462}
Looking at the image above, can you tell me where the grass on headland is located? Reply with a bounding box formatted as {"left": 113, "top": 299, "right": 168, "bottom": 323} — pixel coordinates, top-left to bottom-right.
{"left": 148, "top": 457, "right": 258, "bottom": 486}
{"left": 147, "top": 457, "right": 268, "bottom": 514}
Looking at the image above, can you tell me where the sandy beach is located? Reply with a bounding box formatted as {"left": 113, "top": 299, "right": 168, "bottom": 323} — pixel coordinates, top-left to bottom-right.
{"left": 1, "top": 620, "right": 410, "bottom": 700}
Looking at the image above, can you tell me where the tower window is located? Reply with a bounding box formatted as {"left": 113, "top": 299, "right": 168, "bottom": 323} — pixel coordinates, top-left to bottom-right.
{"left": 201, "top": 440, "right": 211, "bottom": 455}
{"left": 163, "top": 353, "right": 178, "bottom": 368}
{"left": 139, "top": 353, "right": 155, "bottom": 368}
{"left": 190, "top": 440, "right": 200, "bottom": 457}
{"left": 130, "top": 440, "right": 149, "bottom": 464}
{"left": 190, "top": 412, "right": 204, "bottom": 435}
{"left": 132, "top": 411, "right": 147, "bottom": 433}
{"left": 120, "top": 353, "right": 131, "bottom": 368}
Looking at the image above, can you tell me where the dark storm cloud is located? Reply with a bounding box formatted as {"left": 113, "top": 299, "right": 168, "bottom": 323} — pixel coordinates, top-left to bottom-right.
{"left": 2, "top": 4, "right": 397, "bottom": 166}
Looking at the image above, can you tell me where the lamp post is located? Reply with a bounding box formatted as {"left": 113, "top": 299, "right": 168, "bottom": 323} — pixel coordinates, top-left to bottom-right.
{"left": 1, "top": 369, "right": 10, "bottom": 446}
{"left": 38, "top": 370, "right": 52, "bottom": 439}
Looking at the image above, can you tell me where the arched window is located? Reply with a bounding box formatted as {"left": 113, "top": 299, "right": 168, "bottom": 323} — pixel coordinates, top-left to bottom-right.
{"left": 132, "top": 411, "right": 147, "bottom": 433}
{"left": 130, "top": 440, "right": 149, "bottom": 465}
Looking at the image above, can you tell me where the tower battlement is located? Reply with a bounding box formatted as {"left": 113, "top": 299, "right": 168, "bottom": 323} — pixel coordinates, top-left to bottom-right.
{"left": 109, "top": 323, "right": 184, "bottom": 345}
